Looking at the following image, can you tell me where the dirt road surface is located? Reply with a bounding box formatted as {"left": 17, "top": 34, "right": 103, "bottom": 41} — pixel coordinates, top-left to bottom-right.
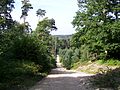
{"left": 29, "top": 55, "right": 96, "bottom": 90}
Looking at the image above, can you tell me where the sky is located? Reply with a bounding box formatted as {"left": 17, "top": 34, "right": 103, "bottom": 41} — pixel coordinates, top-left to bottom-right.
{"left": 11, "top": 0, "right": 78, "bottom": 35}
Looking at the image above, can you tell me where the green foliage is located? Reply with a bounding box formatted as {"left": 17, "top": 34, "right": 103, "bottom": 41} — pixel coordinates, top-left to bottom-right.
{"left": 36, "top": 9, "right": 46, "bottom": 20}
{"left": 21, "top": 0, "right": 33, "bottom": 23}
{"left": 0, "top": 1, "right": 57, "bottom": 89}
{"left": 59, "top": 48, "right": 81, "bottom": 69}
{"left": 72, "top": 0, "right": 120, "bottom": 62}
{"left": 0, "top": 0, "right": 14, "bottom": 30}
{"left": 97, "top": 60, "right": 106, "bottom": 65}
{"left": 0, "top": 59, "right": 45, "bottom": 90}
{"left": 49, "top": 56, "right": 57, "bottom": 68}
{"left": 71, "top": 48, "right": 80, "bottom": 63}
{"left": 97, "top": 59, "right": 120, "bottom": 66}
{"left": 63, "top": 49, "right": 73, "bottom": 69}
{"left": 0, "top": 19, "right": 56, "bottom": 89}
{"left": 80, "top": 45, "right": 90, "bottom": 61}
{"left": 70, "top": 32, "right": 82, "bottom": 48}
{"left": 105, "top": 60, "right": 120, "bottom": 66}
{"left": 55, "top": 36, "right": 71, "bottom": 51}
{"left": 0, "top": 60, "right": 39, "bottom": 80}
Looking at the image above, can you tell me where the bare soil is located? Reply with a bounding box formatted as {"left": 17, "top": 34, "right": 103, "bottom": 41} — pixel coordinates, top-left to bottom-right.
{"left": 29, "top": 55, "right": 97, "bottom": 90}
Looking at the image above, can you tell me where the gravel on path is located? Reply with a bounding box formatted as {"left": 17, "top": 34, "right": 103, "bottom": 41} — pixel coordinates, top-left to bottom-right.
{"left": 29, "top": 55, "right": 97, "bottom": 90}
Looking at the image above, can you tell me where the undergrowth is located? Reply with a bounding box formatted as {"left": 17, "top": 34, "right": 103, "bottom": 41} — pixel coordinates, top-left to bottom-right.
{"left": 97, "top": 59, "right": 120, "bottom": 66}
{"left": 0, "top": 60, "right": 48, "bottom": 90}
{"left": 72, "top": 59, "right": 120, "bottom": 89}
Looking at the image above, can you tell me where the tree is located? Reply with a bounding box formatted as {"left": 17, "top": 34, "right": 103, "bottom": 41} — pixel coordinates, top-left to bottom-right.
{"left": 72, "top": 0, "right": 120, "bottom": 60}
{"left": 21, "top": 0, "right": 33, "bottom": 24}
{"left": 0, "top": 1, "right": 58, "bottom": 89}
{"left": 33, "top": 18, "right": 57, "bottom": 54}
{"left": 20, "top": 0, "right": 33, "bottom": 33}
{"left": 34, "top": 18, "right": 57, "bottom": 47}
{"left": 108, "top": 0, "right": 120, "bottom": 20}
{"left": 0, "top": 0, "right": 14, "bottom": 30}
{"left": 36, "top": 9, "right": 46, "bottom": 21}
{"left": 0, "top": 0, "right": 15, "bottom": 58}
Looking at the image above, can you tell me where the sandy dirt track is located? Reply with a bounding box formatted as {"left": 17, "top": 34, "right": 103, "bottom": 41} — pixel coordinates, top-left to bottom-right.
{"left": 29, "top": 55, "right": 96, "bottom": 90}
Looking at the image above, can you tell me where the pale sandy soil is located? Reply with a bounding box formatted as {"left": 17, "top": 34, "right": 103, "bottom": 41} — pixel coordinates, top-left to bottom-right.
{"left": 29, "top": 55, "right": 113, "bottom": 90}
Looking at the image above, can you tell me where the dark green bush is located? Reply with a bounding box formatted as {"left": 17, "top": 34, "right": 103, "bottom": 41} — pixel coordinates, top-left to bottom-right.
{"left": 63, "top": 49, "right": 73, "bottom": 69}
{"left": 0, "top": 26, "right": 56, "bottom": 89}
{"left": 59, "top": 48, "right": 72, "bottom": 69}
{"left": 49, "top": 55, "right": 57, "bottom": 68}
{"left": 0, "top": 59, "right": 45, "bottom": 90}
{"left": 0, "top": 60, "right": 40, "bottom": 82}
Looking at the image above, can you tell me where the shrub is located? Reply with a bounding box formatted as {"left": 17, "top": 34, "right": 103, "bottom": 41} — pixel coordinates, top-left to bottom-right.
{"left": 59, "top": 48, "right": 81, "bottom": 69}
{"left": 49, "top": 56, "right": 57, "bottom": 68}
{"left": 97, "top": 59, "right": 120, "bottom": 66}
{"left": 80, "top": 45, "right": 90, "bottom": 61}
{"left": 71, "top": 48, "right": 80, "bottom": 64}
{"left": 0, "top": 59, "right": 45, "bottom": 90}
{"left": 0, "top": 60, "right": 40, "bottom": 82}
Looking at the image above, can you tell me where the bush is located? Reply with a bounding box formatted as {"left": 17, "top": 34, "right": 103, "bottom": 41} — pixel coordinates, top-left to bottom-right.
{"left": 105, "top": 59, "right": 120, "bottom": 66}
{"left": 59, "top": 48, "right": 72, "bottom": 69}
{"left": 59, "top": 48, "right": 81, "bottom": 69}
{"left": 0, "top": 60, "right": 40, "bottom": 81}
{"left": 49, "top": 56, "right": 57, "bottom": 68}
{"left": 80, "top": 45, "right": 90, "bottom": 61}
{"left": 63, "top": 49, "right": 73, "bottom": 69}
{"left": 71, "top": 48, "right": 80, "bottom": 64}
{"left": 2, "top": 34, "right": 53, "bottom": 72}
{"left": 0, "top": 59, "right": 42, "bottom": 89}
{"left": 97, "top": 59, "right": 120, "bottom": 66}
{"left": 59, "top": 48, "right": 67, "bottom": 63}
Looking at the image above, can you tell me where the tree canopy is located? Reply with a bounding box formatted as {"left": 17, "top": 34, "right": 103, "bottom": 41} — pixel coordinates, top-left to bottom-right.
{"left": 21, "top": 0, "right": 33, "bottom": 23}
{"left": 72, "top": 0, "right": 120, "bottom": 60}
{"left": 0, "top": 0, "right": 14, "bottom": 30}
{"left": 0, "top": 1, "right": 57, "bottom": 89}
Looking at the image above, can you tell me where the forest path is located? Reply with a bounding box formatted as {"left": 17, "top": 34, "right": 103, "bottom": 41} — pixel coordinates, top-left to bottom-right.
{"left": 29, "top": 55, "right": 96, "bottom": 90}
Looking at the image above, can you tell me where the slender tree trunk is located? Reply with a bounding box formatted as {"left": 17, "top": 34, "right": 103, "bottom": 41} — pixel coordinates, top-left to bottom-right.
{"left": 23, "top": 16, "right": 26, "bottom": 24}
